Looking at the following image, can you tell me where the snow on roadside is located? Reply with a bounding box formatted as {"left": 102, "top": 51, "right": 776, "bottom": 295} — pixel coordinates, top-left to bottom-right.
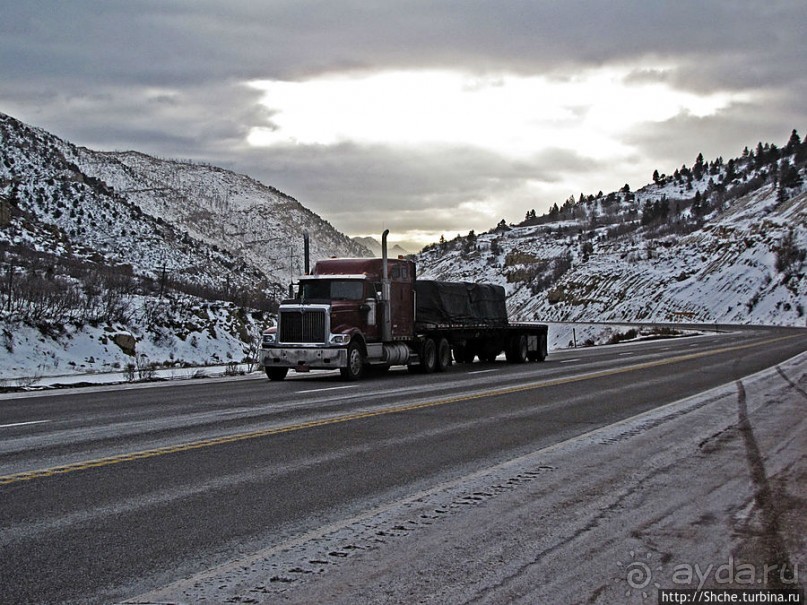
{"left": 0, "top": 297, "right": 267, "bottom": 388}
{"left": 126, "top": 352, "right": 806, "bottom": 604}
{"left": 2, "top": 321, "right": 697, "bottom": 391}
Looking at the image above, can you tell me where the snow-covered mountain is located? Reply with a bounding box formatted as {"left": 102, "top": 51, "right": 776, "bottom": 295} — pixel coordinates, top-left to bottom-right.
{"left": 70, "top": 149, "right": 371, "bottom": 283}
{"left": 418, "top": 137, "right": 807, "bottom": 328}
{"left": 0, "top": 112, "right": 370, "bottom": 300}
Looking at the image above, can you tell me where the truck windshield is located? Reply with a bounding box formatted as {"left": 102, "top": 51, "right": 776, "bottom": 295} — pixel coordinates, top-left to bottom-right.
{"left": 300, "top": 280, "right": 365, "bottom": 301}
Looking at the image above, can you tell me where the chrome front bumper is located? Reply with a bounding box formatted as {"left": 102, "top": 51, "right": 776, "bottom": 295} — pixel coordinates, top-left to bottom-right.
{"left": 260, "top": 346, "right": 348, "bottom": 371}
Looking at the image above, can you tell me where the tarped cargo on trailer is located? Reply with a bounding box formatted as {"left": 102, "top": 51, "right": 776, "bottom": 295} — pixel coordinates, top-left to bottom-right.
{"left": 415, "top": 280, "right": 508, "bottom": 326}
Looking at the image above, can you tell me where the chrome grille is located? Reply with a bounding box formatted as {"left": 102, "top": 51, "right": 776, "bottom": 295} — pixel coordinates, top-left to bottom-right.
{"left": 280, "top": 309, "right": 327, "bottom": 343}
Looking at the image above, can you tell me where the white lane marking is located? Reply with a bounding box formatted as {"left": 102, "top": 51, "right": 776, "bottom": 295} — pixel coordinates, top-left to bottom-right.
{"left": 469, "top": 369, "right": 497, "bottom": 375}
{"left": 0, "top": 420, "right": 51, "bottom": 429}
{"left": 297, "top": 386, "right": 358, "bottom": 394}
{"left": 560, "top": 359, "right": 581, "bottom": 364}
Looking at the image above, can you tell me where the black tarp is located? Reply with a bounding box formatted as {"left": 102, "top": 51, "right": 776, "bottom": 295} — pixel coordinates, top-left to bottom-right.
{"left": 415, "top": 280, "right": 508, "bottom": 326}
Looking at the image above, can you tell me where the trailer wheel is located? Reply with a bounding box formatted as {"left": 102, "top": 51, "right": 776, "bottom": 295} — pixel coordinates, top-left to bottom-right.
{"left": 527, "top": 334, "right": 548, "bottom": 362}
{"left": 527, "top": 349, "right": 546, "bottom": 362}
{"left": 420, "top": 337, "right": 437, "bottom": 373}
{"left": 266, "top": 367, "right": 288, "bottom": 381}
{"left": 506, "top": 334, "right": 528, "bottom": 364}
{"left": 436, "top": 338, "right": 452, "bottom": 372}
{"left": 340, "top": 341, "right": 366, "bottom": 381}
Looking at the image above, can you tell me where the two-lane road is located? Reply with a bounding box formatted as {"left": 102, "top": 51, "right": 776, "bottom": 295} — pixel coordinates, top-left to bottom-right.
{"left": 1, "top": 325, "right": 804, "bottom": 603}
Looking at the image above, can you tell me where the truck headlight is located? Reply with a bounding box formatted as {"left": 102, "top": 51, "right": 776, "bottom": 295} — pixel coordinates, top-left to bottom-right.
{"left": 329, "top": 334, "right": 351, "bottom": 345}
{"left": 262, "top": 333, "right": 276, "bottom": 346}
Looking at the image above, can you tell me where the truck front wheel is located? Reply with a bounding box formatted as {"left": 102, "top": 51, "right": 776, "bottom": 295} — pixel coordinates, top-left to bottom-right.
{"left": 266, "top": 367, "right": 289, "bottom": 381}
{"left": 340, "top": 341, "right": 366, "bottom": 381}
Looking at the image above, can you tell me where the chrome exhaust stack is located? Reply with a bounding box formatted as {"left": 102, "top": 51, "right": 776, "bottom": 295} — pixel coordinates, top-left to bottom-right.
{"left": 381, "top": 229, "right": 392, "bottom": 342}
{"left": 303, "top": 231, "right": 310, "bottom": 275}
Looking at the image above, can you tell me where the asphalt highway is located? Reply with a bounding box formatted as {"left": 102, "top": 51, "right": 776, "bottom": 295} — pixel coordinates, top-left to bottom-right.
{"left": 0, "top": 325, "right": 804, "bottom": 603}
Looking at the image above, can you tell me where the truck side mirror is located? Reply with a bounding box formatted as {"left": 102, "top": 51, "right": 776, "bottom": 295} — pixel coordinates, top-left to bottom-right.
{"left": 359, "top": 303, "right": 371, "bottom": 313}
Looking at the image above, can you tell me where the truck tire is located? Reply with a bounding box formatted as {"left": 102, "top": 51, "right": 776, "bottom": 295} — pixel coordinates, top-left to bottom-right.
{"left": 527, "top": 334, "right": 548, "bottom": 362}
{"left": 436, "top": 337, "right": 451, "bottom": 372}
{"left": 266, "top": 367, "right": 288, "bottom": 381}
{"left": 420, "top": 337, "right": 437, "bottom": 373}
{"left": 506, "top": 334, "right": 528, "bottom": 364}
{"left": 340, "top": 341, "right": 366, "bottom": 381}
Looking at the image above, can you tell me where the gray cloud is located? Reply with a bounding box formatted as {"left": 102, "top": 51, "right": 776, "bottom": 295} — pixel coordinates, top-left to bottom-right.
{"left": 5, "top": 1, "right": 804, "bottom": 87}
{"left": 1, "top": 0, "right": 804, "bottom": 246}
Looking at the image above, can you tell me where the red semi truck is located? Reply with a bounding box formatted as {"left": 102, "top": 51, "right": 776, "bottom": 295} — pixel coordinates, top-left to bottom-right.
{"left": 260, "top": 231, "right": 548, "bottom": 381}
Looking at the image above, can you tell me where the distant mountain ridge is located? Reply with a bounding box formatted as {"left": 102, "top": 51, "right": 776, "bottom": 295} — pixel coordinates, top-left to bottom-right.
{"left": 352, "top": 236, "right": 410, "bottom": 258}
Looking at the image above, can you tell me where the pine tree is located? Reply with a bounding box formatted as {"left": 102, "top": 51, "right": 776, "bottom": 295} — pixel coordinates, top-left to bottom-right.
{"left": 693, "top": 153, "right": 705, "bottom": 180}
{"left": 725, "top": 158, "right": 737, "bottom": 182}
{"left": 692, "top": 191, "right": 702, "bottom": 216}
{"left": 755, "top": 142, "right": 766, "bottom": 168}
{"left": 779, "top": 162, "right": 802, "bottom": 189}
{"left": 786, "top": 129, "right": 801, "bottom": 153}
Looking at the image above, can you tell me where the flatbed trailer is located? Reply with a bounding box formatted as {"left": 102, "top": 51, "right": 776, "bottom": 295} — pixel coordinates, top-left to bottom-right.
{"left": 414, "top": 321, "right": 548, "bottom": 365}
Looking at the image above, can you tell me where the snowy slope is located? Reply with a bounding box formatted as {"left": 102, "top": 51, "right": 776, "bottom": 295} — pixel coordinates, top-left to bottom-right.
{"left": 418, "top": 146, "right": 807, "bottom": 328}
{"left": 2, "top": 298, "right": 266, "bottom": 384}
{"left": 0, "top": 112, "right": 370, "bottom": 295}
{"left": 67, "top": 148, "right": 370, "bottom": 280}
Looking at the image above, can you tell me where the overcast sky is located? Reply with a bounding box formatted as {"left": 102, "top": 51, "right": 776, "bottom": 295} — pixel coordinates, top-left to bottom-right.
{"left": 2, "top": 1, "right": 805, "bottom": 251}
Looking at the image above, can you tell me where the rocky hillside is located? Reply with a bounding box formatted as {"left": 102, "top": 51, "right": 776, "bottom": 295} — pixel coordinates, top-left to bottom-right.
{"left": 0, "top": 112, "right": 369, "bottom": 302}
{"left": 418, "top": 133, "right": 807, "bottom": 328}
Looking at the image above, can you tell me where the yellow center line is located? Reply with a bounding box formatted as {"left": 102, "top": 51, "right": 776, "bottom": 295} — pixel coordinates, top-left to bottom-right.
{"left": 0, "top": 334, "right": 799, "bottom": 486}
